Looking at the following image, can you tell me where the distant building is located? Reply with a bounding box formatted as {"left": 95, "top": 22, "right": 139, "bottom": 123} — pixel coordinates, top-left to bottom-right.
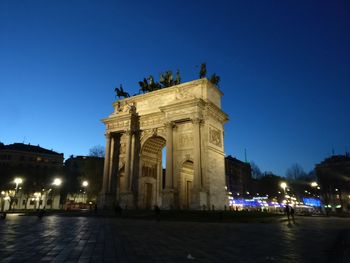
{"left": 225, "top": 155, "right": 252, "bottom": 195}
{"left": 64, "top": 155, "right": 104, "bottom": 205}
{"left": 0, "top": 142, "right": 64, "bottom": 210}
{"left": 0, "top": 142, "right": 63, "bottom": 186}
{"left": 315, "top": 154, "right": 350, "bottom": 212}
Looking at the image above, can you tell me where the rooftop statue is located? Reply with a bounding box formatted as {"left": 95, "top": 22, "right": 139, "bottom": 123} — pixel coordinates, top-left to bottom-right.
{"left": 148, "top": 75, "right": 161, "bottom": 91}
{"left": 138, "top": 78, "right": 151, "bottom": 93}
{"left": 115, "top": 84, "right": 130, "bottom": 99}
{"left": 174, "top": 69, "right": 181, "bottom": 85}
{"left": 209, "top": 73, "right": 220, "bottom": 86}
{"left": 199, "top": 63, "right": 207, "bottom": 78}
{"left": 160, "top": 71, "right": 174, "bottom": 88}
{"left": 123, "top": 63, "right": 219, "bottom": 98}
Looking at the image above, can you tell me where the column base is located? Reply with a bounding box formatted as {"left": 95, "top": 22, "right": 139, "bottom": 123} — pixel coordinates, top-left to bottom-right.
{"left": 208, "top": 189, "right": 229, "bottom": 210}
{"left": 161, "top": 189, "right": 175, "bottom": 210}
{"left": 119, "top": 192, "right": 135, "bottom": 209}
{"left": 97, "top": 192, "right": 116, "bottom": 210}
{"left": 190, "top": 189, "right": 208, "bottom": 210}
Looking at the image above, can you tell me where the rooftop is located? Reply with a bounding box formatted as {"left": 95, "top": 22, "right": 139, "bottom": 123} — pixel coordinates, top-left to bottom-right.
{"left": 0, "top": 143, "right": 63, "bottom": 156}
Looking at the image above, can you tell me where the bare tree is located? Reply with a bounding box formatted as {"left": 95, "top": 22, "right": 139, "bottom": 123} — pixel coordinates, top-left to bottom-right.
{"left": 89, "top": 145, "right": 105, "bottom": 157}
{"left": 286, "top": 163, "right": 306, "bottom": 180}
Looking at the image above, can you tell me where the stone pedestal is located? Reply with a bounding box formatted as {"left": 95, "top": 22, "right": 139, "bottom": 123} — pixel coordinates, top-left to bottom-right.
{"left": 161, "top": 189, "right": 175, "bottom": 209}
{"left": 119, "top": 192, "right": 134, "bottom": 209}
{"left": 97, "top": 192, "right": 115, "bottom": 210}
{"left": 199, "top": 191, "right": 208, "bottom": 209}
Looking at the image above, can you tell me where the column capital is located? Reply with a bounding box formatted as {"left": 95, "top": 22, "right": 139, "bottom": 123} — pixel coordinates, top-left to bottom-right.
{"left": 191, "top": 118, "right": 203, "bottom": 125}
{"left": 105, "top": 133, "right": 112, "bottom": 139}
{"left": 165, "top": 121, "right": 176, "bottom": 129}
{"left": 125, "top": 129, "right": 132, "bottom": 136}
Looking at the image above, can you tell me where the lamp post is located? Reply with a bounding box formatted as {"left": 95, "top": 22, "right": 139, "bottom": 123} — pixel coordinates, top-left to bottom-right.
{"left": 311, "top": 182, "right": 318, "bottom": 188}
{"left": 280, "top": 182, "right": 287, "bottom": 194}
{"left": 1, "top": 191, "right": 6, "bottom": 215}
{"left": 13, "top": 178, "right": 23, "bottom": 210}
{"left": 82, "top": 181, "right": 88, "bottom": 204}
{"left": 280, "top": 182, "right": 288, "bottom": 204}
{"left": 51, "top": 178, "right": 62, "bottom": 209}
{"left": 14, "top": 178, "right": 23, "bottom": 193}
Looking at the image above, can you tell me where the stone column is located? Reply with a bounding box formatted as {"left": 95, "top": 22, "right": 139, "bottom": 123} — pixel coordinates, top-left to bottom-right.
{"left": 165, "top": 122, "right": 174, "bottom": 189}
{"left": 99, "top": 133, "right": 117, "bottom": 209}
{"left": 108, "top": 135, "right": 115, "bottom": 193}
{"left": 192, "top": 118, "right": 203, "bottom": 209}
{"left": 102, "top": 133, "right": 112, "bottom": 193}
{"left": 124, "top": 130, "right": 132, "bottom": 192}
{"left": 193, "top": 118, "right": 202, "bottom": 188}
{"left": 120, "top": 130, "right": 134, "bottom": 208}
{"left": 162, "top": 122, "right": 175, "bottom": 209}
{"left": 109, "top": 134, "right": 120, "bottom": 198}
{"left": 129, "top": 133, "right": 136, "bottom": 191}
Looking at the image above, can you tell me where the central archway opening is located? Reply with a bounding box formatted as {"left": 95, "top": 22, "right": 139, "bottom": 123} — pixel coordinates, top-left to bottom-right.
{"left": 139, "top": 136, "right": 166, "bottom": 209}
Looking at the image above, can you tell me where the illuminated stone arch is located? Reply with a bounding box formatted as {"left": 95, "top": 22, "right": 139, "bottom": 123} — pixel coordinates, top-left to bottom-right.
{"left": 99, "top": 79, "right": 228, "bottom": 210}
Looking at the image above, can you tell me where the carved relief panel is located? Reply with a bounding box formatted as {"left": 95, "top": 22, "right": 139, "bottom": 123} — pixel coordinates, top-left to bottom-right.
{"left": 209, "top": 126, "right": 222, "bottom": 147}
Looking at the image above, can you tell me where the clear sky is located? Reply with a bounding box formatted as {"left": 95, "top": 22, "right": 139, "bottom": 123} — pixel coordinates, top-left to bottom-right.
{"left": 0, "top": 0, "right": 349, "bottom": 176}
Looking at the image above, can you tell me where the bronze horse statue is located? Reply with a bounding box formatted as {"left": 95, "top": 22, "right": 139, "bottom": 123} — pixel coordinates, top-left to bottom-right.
{"left": 209, "top": 73, "right": 220, "bottom": 86}
{"left": 115, "top": 84, "right": 130, "bottom": 99}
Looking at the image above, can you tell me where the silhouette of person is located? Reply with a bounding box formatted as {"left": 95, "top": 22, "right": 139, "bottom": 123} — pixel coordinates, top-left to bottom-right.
{"left": 285, "top": 205, "right": 291, "bottom": 224}
{"left": 114, "top": 203, "right": 122, "bottom": 217}
{"left": 154, "top": 205, "right": 160, "bottom": 222}
{"left": 290, "top": 206, "right": 295, "bottom": 223}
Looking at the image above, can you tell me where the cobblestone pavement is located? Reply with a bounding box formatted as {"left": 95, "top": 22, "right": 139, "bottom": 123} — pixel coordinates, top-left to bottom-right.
{"left": 0, "top": 214, "right": 349, "bottom": 263}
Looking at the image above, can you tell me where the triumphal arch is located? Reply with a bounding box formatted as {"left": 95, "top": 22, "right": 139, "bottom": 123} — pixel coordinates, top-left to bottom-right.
{"left": 99, "top": 78, "right": 228, "bottom": 210}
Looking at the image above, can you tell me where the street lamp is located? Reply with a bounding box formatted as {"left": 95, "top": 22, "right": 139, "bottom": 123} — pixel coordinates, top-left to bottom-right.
{"left": 280, "top": 182, "right": 287, "bottom": 192}
{"left": 53, "top": 178, "right": 62, "bottom": 186}
{"left": 13, "top": 178, "right": 23, "bottom": 209}
{"left": 280, "top": 182, "right": 288, "bottom": 204}
{"left": 311, "top": 182, "right": 318, "bottom": 188}
{"left": 14, "top": 178, "right": 23, "bottom": 195}
{"left": 82, "top": 181, "right": 88, "bottom": 187}
{"left": 1, "top": 191, "right": 6, "bottom": 215}
{"left": 51, "top": 178, "right": 62, "bottom": 209}
{"left": 82, "top": 181, "right": 88, "bottom": 204}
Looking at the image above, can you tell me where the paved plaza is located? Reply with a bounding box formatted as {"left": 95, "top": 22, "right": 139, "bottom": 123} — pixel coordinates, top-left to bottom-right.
{"left": 0, "top": 214, "right": 349, "bottom": 263}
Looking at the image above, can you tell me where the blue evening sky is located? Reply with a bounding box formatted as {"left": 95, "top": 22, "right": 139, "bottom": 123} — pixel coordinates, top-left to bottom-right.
{"left": 0, "top": 0, "right": 349, "bottom": 176}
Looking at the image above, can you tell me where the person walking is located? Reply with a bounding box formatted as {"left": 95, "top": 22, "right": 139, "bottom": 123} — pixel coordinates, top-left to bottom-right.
{"left": 285, "top": 204, "right": 291, "bottom": 224}
{"left": 290, "top": 206, "right": 295, "bottom": 223}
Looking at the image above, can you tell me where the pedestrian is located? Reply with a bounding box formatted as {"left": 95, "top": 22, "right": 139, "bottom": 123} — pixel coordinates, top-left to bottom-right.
{"left": 38, "top": 207, "right": 45, "bottom": 219}
{"left": 114, "top": 203, "right": 122, "bottom": 217}
{"left": 0, "top": 212, "right": 6, "bottom": 219}
{"left": 285, "top": 205, "right": 290, "bottom": 224}
{"left": 290, "top": 206, "right": 295, "bottom": 223}
{"left": 154, "top": 205, "right": 160, "bottom": 222}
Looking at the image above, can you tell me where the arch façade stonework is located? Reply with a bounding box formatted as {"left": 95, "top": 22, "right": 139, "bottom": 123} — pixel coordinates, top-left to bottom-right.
{"left": 99, "top": 78, "right": 228, "bottom": 210}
